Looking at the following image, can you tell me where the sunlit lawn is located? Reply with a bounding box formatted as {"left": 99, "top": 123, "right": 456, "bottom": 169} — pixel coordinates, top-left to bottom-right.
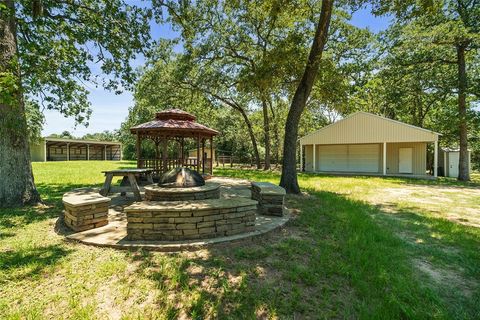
{"left": 1, "top": 161, "right": 479, "bottom": 319}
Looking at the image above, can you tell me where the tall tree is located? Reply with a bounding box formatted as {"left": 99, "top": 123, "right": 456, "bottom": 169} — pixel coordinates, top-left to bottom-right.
{"left": 0, "top": 0, "right": 39, "bottom": 206}
{"left": 280, "top": 0, "right": 334, "bottom": 193}
{"left": 372, "top": 0, "right": 480, "bottom": 181}
{"left": 0, "top": 0, "right": 151, "bottom": 207}
{"left": 156, "top": 0, "right": 316, "bottom": 170}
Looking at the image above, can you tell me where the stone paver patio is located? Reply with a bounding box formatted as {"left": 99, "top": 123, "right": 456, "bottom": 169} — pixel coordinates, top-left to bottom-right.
{"left": 64, "top": 177, "right": 290, "bottom": 251}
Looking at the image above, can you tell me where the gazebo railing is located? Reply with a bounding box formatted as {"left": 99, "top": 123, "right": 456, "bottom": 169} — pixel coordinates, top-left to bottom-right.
{"left": 138, "top": 158, "right": 212, "bottom": 176}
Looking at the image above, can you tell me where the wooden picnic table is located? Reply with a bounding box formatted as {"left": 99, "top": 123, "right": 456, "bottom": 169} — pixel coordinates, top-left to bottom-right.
{"left": 100, "top": 169, "right": 153, "bottom": 201}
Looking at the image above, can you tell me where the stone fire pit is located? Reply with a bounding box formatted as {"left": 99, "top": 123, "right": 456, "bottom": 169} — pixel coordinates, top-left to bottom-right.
{"left": 144, "top": 183, "right": 221, "bottom": 201}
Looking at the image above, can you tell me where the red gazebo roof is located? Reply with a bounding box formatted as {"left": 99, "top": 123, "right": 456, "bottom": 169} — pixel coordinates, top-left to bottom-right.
{"left": 130, "top": 109, "right": 219, "bottom": 137}
{"left": 155, "top": 109, "right": 196, "bottom": 121}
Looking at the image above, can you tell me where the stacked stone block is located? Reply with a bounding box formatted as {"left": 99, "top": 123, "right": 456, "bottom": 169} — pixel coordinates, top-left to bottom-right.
{"left": 62, "top": 190, "right": 110, "bottom": 232}
{"left": 125, "top": 198, "right": 257, "bottom": 240}
{"left": 144, "top": 183, "right": 220, "bottom": 201}
{"left": 251, "top": 182, "right": 286, "bottom": 216}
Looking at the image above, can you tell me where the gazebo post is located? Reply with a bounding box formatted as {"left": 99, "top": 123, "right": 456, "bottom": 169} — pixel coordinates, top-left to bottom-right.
{"left": 155, "top": 140, "right": 160, "bottom": 174}
{"left": 196, "top": 135, "right": 201, "bottom": 172}
{"left": 209, "top": 137, "right": 213, "bottom": 175}
{"left": 162, "top": 136, "right": 168, "bottom": 173}
{"left": 180, "top": 137, "right": 184, "bottom": 167}
{"left": 136, "top": 133, "right": 141, "bottom": 168}
{"left": 201, "top": 138, "right": 205, "bottom": 174}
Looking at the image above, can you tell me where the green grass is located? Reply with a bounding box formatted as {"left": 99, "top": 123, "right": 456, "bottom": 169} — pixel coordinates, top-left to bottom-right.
{"left": 1, "top": 161, "right": 479, "bottom": 319}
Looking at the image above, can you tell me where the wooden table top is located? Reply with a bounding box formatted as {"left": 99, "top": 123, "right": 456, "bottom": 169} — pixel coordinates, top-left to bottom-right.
{"left": 102, "top": 168, "right": 153, "bottom": 174}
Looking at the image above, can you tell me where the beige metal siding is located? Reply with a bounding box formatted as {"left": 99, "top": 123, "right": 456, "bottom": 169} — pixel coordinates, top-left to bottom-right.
{"left": 300, "top": 112, "right": 438, "bottom": 145}
{"left": 386, "top": 142, "right": 426, "bottom": 175}
{"left": 317, "top": 145, "right": 348, "bottom": 171}
{"left": 316, "top": 144, "right": 380, "bottom": 172}
{"left": 30, "top": 141, "right": 46, "bottom": 162}
{"left": 304, "top": 145, "right": 313, "bottom": 171}
{"left": 442, "top": 150, "right": 471, "bottom": 178}
{"left": 304, "top": 142, "right": 427, "bottom": 176}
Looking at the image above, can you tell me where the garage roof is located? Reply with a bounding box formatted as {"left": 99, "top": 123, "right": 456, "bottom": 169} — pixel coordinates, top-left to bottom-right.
{"left": 299, "top": 112, "right": 440, "bottom": 145}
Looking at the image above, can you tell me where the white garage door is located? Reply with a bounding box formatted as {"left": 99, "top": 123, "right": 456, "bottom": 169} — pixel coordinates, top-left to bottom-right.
{"left": 318, "top": 145, "right": 348, "bottom": 171}
{"left": 318, "top": 144, "right": 379, "bottom": 173}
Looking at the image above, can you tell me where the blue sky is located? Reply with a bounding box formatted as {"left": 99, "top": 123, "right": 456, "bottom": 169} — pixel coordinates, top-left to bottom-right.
{"left": 41, "top": 5, "right": 391, "bottom": 137}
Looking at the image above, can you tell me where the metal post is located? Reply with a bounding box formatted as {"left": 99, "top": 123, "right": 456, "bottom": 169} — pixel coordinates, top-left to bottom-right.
{"left": 104, "top": 145, "right": 107, "bottom": 161}
{"left": 300, "top": 143, "right": 303, "bottom": 172}
{"left": 434, "top": 140, "right": 438, "bottom": 178}
{"left": 383, "top": 142, "right": 387, "bottom": 176}
{"left": 66, "top": 143, "right": 70, "bottom": 161}
{"left": 312, "top": 144, "right": 316, "bottom": 172}
{"left": 43, "top": 139, "right": 47, "bottom": 162}
{"left": 87, "top": 144, "right": 90, "bottom": 161}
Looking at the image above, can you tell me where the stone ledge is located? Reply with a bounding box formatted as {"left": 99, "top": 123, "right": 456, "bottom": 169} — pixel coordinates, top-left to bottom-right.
{"left": 65, "top": 211, "right": 291, "bottom": 252}
{"left": 125, "top": 197, "right": 258, "bottom": 213}
{"left": 62, "top": 188, "right": 110, "bottom": 207}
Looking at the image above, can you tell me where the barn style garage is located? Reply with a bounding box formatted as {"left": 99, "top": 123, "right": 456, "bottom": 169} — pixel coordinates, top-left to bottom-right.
{"left": 299, "top": 112, "right": 441, "bottom": 178}
{"left": 30, "top": 137, "right": 122, "bottom": 162}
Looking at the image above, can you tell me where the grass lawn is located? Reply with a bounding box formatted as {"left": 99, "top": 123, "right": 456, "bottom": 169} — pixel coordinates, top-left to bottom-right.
{"left": 1, "top": 161, "right": 479, "bottom": 319}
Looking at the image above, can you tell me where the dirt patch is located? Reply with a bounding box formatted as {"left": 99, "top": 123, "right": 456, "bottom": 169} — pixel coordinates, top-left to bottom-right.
{"left": 367, "top": 185, "right": 480, "bottom": 227}
{"left": 414, "top": 259, "right": 473, "bottom": 298}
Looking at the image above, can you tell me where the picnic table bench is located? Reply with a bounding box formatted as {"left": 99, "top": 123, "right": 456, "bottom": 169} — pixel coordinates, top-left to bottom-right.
{"left": 100, "top": 169, "right": 153, "bottom": 201}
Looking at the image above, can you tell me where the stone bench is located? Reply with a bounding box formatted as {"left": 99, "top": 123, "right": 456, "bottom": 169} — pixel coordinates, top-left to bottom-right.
{"left": 124, "top": 198, "right": 257, "bottom": 241}
{"left": 62, "top": 189, "right": 110, "bottom": 232}
{"left": 251, "top": 182, "right": 286, "bottom": 216}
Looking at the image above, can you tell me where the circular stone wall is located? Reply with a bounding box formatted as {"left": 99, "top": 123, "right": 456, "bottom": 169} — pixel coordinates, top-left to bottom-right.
{"left": 144, "top": 182, "right": 220, "bottom": 201}
{"left": 125, "top": 198, "right": 257, "bottom": 241}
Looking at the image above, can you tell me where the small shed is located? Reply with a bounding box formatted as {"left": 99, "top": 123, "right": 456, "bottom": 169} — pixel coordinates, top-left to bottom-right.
{"left": 188, "top": 147, "right": 216, "bottom": 163}
{"left": 438, "top": 148, "right": 471, "bottom": 178}
{"left": 299, "top": 112, "right": 441, "bottom": 178}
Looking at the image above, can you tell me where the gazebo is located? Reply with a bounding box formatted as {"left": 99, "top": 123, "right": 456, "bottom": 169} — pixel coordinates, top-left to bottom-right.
{"left": 130, "top": 109, "right": 219, "bottom": 176}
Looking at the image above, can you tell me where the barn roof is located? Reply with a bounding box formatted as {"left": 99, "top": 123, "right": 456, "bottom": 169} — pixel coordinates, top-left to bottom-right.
{"left": 299, "top": 111, "right": 440, "bottom": 145}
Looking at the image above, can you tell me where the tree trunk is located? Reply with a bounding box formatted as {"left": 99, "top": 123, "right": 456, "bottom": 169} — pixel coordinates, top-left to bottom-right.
{"left": 279, "top": 0, "right": 334, "bottom": 193}
{"left": 0, "top": 0, "right": 41, "bottom": 207}
{"left": 262, "top": 98, "right": 271, "bottom": 170}
{"left": 239, "top": 108, "right": 262, "bottom": 169}
{"left": 269, "top": 99, "right": 281, "bottom": 166}
{"left": 204, "top": 90, "right": 262, "bottom": 169}
{"left": 457, "top": 44, "right": 469, "bottom": 181}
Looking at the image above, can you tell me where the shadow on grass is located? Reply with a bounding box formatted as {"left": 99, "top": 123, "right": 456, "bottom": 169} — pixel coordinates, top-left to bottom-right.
{"left": 125, "top": 187, "right": 480, "bottom": 319}
{"left": 0, "top": 244, "right": 73, "bottom": 282}
{"left": 0, "top": 183, "right": 88, "bottom": 229}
